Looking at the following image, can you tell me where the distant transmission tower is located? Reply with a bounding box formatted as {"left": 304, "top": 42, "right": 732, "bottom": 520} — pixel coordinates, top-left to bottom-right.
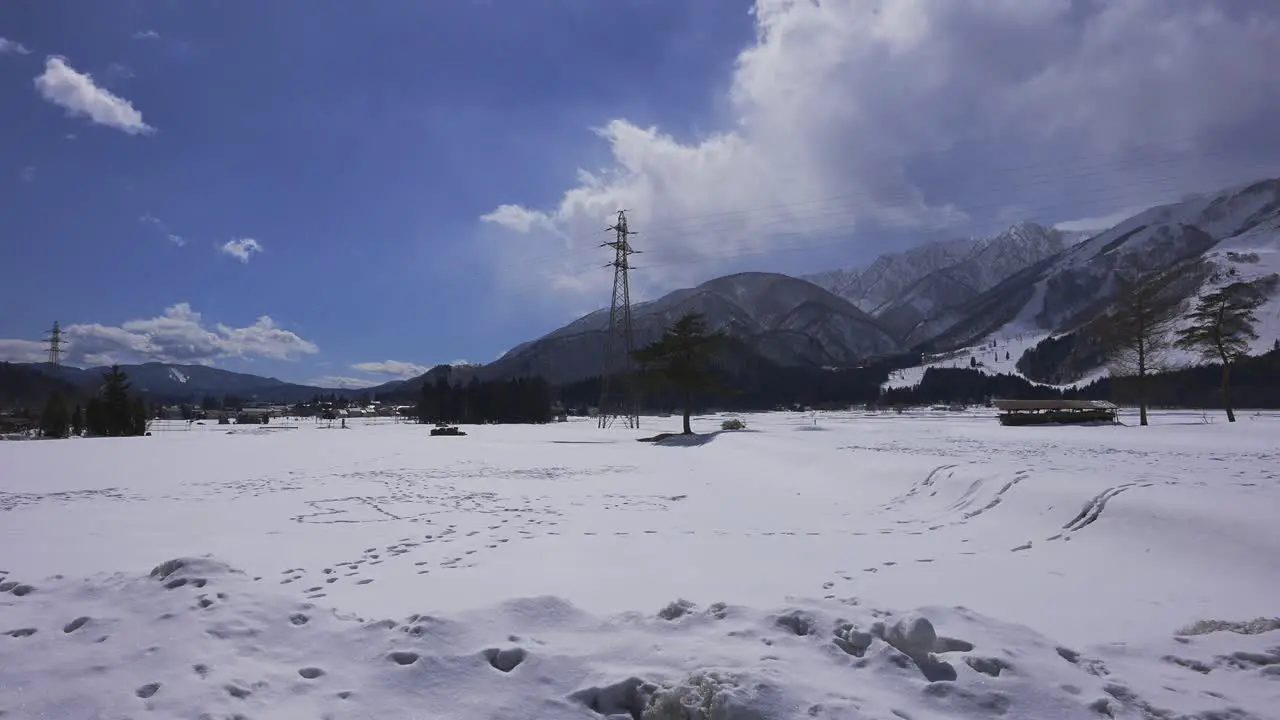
{"left": 45, "top": 320, "right": 64, "bottom": 367}
{"left": 597, "top": 210, "right": 641, "bottom": 429}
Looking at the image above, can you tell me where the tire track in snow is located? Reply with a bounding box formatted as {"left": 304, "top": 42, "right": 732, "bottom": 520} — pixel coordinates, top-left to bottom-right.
{"left": 1046, "top": 481, "right": 1155, "bottom": 541}
{"left": 878, "top": 465, "right": 1033, "bottom": 531}
{"left": 879, "top": 464, "right": 959, "bottom": 510}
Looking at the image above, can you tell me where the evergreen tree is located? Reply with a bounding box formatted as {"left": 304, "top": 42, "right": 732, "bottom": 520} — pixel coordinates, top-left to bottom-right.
{"left": 40, "top": 391, "right": 70, "bottom": 438}
{"left": 131, "top": 397, "right": 149, "bottom": 436}
{"left": 101, "top": 365, "right": 133, "bottom": 436}
{"left": 1174, "top": 279, "right": 1267, "bottom": 422}
{"left": 85, "top": 397, "right": 107, "bottom": 437}
{"left": 632, "top": 312, "right": 727, "bottom": 434}
{"left": 71, "top": 403, "right": 84, "bottom": 437}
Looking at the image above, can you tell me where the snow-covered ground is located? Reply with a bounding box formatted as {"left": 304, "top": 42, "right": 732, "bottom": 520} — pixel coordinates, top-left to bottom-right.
{"left": 3, "top": 412, "right": 1279, "bottom": 719}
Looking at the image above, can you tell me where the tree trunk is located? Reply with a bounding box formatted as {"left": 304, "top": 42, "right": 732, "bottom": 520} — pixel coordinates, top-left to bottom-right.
{"left": 682, "top": 389, "right": 693, "bottom": 434}
{"left": 1221, "top": 361, "right": 1236, "bottom": 422}
{"left": 1137, "top": 339, "right": 1148, "bottom": 426}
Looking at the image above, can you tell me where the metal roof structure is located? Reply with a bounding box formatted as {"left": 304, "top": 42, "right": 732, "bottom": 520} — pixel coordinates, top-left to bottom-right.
{"left": 992, "top": 399, "right": 1118, "bottom": 412}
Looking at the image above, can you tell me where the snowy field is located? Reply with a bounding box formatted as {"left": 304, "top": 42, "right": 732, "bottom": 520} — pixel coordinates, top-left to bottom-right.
{"left": 2, "top": 411, "right": 1279, "bottom": 719}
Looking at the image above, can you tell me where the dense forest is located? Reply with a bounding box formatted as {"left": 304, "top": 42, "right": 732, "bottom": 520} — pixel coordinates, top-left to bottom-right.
{"left": 1015, "top": 330, "right": 1111, "bottom": 385}
{"left": 557, "top": 345, "right": 918, "bottom": 414}
{"left": 412, "top": 375, "right": 554, "bottom": 425}
{"left": 882, "top": 348, "right": 1280, "bottom": 409}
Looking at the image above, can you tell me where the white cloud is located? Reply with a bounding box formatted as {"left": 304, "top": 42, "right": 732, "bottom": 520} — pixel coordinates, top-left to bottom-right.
{"left": 309, "top": 376, "right": 381, "bottom": 390}
{"left": 34, "top": 56, "right": 154, "bottom": 135}
{"left": 220, "top": 238, "right": 263, "bottom": 263}
{"left": 350, "top": 360, "right": 430, "bottom": 379}
{"left": 0, "top": 339, "right": 47, "bottom": 364}
{"left": 140, "top": 213, "right": 186, "bottom": 246}
{"left": 1054, "top": 205, "right": 1153, "bottom": 234}
{"left": 480, "top": 204, "right": 554, "bottom": 234}
{"left": 0, "top": 304, "right": 319, "bottom": 366}
{"left": 481, "top": 0, "right": 1280, "bottom": 312}
{"left": 132, "top": 30, "right": 160, "bottom": 40}
{"left": 19, "top": 166, "right": 35, "bottom": 183}
{"left": 0, "top": 37, "right": 31, "bottom": 55}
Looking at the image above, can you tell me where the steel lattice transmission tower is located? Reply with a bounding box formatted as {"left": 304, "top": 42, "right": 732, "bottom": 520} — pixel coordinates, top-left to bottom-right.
{"left": 597, "top": 210, "right": 641, "bottom": 429}
{"left": 45, "top": 321, "right": 64, "bottom": 367}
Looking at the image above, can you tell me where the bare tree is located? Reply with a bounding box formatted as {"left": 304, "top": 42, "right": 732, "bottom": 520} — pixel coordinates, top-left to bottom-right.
{"left": 1102, "top": 271, "right": 1185, "bottom": 426}
{"left": 1174, "top": 277, "right": 1267, "bottom": 423}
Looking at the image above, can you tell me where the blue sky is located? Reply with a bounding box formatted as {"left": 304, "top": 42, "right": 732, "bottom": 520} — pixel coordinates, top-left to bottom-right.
{"left": 3, "top": 1, "right": 1279, "bottom": 387}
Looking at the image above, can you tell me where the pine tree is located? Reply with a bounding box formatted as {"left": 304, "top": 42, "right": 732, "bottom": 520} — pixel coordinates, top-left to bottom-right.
{"left": 85, "top": 397, "right": 107, "bottom": 437}
{"left": 40, "top": 391, "right": 70, "bottom": 438}
{"left": 71, "top": 403, "right": 84, "bottom": 437}
{"left": 1174, "top": 279, "right": 1267, "bottom": 422}
{"left": 131, "top": 397, "right": 149, "bottom": 436}
{"left": 632, "top": 312, "right": 727, "bottom": 434}
{"left": 1102, "top": 271, "right": 1184, "bottom": 426}
{"left": 101, "top": 365, "right": 133, "bottom": 436}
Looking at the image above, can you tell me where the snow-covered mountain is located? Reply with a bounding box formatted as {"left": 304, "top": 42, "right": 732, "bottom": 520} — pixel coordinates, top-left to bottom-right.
{"left": 480, "top": 272, "right": 901, "bottom": 385}
{"left": 804, "top": 238, "right": 977, "bottom": 314}
{"left": 920, "top": 178, "right": 1280, "bottom": 353}
{"left": 878, "top": 222, "right": 1085, "bottom": 339}
{"left": 806, "top": 222, "right": 1084, "bottom": 340}
{"left": 23, "top": 362, "right": 346, "bottom": 402}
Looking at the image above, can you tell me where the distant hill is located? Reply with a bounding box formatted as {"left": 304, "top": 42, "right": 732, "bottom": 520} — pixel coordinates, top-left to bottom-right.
{"left": 468, "top": 272, "right": 901, "bottom": 386}
{"left": 12, "top": 362, "right": 353, "bottom": 404}
{"left": 0, "top": 362, "right": 84, "bottom": 410}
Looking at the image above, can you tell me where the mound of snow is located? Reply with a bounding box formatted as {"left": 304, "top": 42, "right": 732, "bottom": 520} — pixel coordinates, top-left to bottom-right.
{"left": 1, "top": 557, "right": 1277, "bottom": 719}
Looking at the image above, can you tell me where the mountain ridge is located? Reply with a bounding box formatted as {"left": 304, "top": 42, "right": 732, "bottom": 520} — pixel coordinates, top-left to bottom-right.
{"left": 7, "top": 177, "right": 1278, "bottom": 403}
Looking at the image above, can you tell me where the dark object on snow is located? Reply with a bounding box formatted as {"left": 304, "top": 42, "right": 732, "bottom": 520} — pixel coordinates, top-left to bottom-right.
{"left": 993, "top": 398, "right": 1117, "bottom": 426}
{"left": 430, "top": 425, "right": 466, "bottom": 437}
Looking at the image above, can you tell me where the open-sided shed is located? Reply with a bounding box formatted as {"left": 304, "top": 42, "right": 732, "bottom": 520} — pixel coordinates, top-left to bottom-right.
{"left": 993, "top": 399, "right": 1119, "bottom": 426}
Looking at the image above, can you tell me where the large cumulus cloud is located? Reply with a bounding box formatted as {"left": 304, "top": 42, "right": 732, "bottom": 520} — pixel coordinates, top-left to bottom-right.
{"left": 0, "top": 304, "right": 318, "bottom": 367}
{"left": 480, "top": 0, "right": 1280, "bottom": 315}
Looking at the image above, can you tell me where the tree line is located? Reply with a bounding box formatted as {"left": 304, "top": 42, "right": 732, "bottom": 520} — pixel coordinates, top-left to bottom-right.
{"left": 414, "top": 374, "right": 554, "bottom": 425}
{"left": 38, "top": 365, "right": 150, "bottom": 439}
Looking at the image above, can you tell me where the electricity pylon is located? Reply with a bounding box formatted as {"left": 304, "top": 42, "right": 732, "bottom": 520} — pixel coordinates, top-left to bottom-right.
{"left": 597, "top": 211, "right": 640, "bottom": 429}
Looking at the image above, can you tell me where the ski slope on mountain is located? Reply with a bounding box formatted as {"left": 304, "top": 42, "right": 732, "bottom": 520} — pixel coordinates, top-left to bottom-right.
{"left": 882, "top": 333, "right": 1105, "bottom": 391}
{"left": 1160, "top": 215, "right": 1280, "bottom": 368}
{"left": 1002, "top": 179, "right": 1280, "bottom": 337}
{"left": 2, "top": 412, "right": 1278, "bottom": 718}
